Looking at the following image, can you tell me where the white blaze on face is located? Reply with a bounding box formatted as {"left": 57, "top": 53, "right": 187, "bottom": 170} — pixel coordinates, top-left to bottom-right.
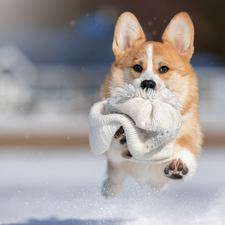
{"left": 141, "top": 44, "right": 154, "bottom": 79}
{"left": 132, "top": 43, "right": 165, "bottom": 90}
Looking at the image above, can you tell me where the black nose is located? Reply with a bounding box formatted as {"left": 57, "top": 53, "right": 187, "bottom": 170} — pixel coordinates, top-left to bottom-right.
{"left": 140, "top": 80, "right": 156, "bottom": 90}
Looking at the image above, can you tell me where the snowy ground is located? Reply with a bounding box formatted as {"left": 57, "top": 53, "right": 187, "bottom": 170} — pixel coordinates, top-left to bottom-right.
{"left": 0, "top": 146, "right": 225, "bottom": 225}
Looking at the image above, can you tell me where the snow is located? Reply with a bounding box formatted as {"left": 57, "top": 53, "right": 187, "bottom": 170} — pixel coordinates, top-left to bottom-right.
{"left": 0, "top": 146, "right": 225, "bottom": 225}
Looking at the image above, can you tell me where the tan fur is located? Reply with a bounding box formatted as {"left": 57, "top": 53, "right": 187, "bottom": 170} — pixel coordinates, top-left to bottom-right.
{"left": 100, "top": 12, "right": 202, "bottom": 197}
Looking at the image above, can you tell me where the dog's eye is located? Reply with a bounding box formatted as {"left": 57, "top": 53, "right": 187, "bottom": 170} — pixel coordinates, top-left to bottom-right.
{"left": 133, "top": 64, "right": 143, "bottom": 72}
{"left": 159, "top": 66, "right": 169, "bottom": 73}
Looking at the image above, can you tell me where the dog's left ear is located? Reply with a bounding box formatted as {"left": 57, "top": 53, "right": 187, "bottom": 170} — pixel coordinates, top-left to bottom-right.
{"left": 162, "top": 12, "right": 194, "bottom": 59}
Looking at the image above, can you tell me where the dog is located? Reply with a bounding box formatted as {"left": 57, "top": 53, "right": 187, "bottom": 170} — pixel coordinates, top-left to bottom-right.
{"left": 100, "top": 12, "right": 202, "bottom": 197}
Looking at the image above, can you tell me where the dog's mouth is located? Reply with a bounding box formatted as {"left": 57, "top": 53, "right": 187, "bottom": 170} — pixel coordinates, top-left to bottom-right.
{"left": 122, "top": 150, "right": 133, "bottom": 159}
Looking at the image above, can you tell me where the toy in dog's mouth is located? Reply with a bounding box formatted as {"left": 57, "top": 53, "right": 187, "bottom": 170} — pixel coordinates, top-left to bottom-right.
{"left": 89, "top": 82, "right": 182, "bottom": 163}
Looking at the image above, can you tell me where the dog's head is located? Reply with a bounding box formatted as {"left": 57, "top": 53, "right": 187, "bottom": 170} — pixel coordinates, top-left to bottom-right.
{"left": 106, "top": 12, "right": 197, "bottom": 115}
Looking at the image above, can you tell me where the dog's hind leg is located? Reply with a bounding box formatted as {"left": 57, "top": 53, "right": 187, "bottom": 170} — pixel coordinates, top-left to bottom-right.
{"left": 102, "top": 160, "right": 127, "bottom": 197}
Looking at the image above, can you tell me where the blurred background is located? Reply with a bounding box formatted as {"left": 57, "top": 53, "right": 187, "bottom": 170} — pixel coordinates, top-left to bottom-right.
{"left": 0, "top": 1, "right": 225, "bottom": 224}
{"left": 0, "top": 0, "right": 224, "bottom": 146}
{"left": 0, "top": 0, "right": 224, "bottom": 147}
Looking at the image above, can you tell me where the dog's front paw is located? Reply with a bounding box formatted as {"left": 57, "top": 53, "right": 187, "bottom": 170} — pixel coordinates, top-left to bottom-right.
{"left": 164, "top": 158, "right": 189, "bottom": 180}
{"left": 114, "top": 126, "right": 126, "bottom": 145}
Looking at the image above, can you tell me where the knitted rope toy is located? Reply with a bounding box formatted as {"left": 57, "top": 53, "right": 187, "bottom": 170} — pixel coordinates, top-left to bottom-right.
{"left": 89, "top": 83, "right": 182, "bottom": 164}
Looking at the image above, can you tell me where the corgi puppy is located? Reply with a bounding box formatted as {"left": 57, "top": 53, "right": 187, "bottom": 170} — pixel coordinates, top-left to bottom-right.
{"left": 100, "top": 12, "right": 202, "bottom": 197}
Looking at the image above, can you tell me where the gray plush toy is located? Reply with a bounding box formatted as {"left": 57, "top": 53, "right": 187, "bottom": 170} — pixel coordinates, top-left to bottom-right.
{"left": 89, "top": 83, "right": 181, "bottom": 163}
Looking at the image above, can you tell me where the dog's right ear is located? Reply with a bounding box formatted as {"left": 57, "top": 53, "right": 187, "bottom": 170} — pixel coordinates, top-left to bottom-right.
{"left": 162, "top": 12, "right": 194, "bottom": 60}
{"left": 112, "top": 12, "right": 145, "bottom": 58}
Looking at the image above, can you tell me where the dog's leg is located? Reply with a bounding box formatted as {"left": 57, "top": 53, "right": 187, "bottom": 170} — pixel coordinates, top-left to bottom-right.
{"left": 149, "top": 181, "right": 169, "bottom": 192}
{"left": 164, "top": 146, "right": 198, "bottom": 181}
{"left": 140, "top": 163, "right": 170, "bottom": 192}
{"left": 102, "top": 160, "right": 127, "bottom": 197}
{"left": 102, "top": 127, "right": 127, "bottom": 197}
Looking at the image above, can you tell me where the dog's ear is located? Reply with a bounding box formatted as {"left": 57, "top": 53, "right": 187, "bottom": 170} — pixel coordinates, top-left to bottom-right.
{"left": 112, "top": 12, "right": 145, "bottom": 58}
{"left": 162, "top": 12, "right": 194, "bottom": 59}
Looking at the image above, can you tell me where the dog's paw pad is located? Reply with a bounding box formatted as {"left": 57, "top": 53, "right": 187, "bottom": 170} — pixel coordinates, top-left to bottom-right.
{"left": 114, "top": 126, "right": 124, "bottom": 139}
{"left": 122, "top": 150, "right": 132, "bottom": 159}
{"left": 164, "top": 158, "right": 189, "bottom": 180}
{"left": 114, "top": 126, "right": 127, "bottom": 145}
{"left": 120, "top": 137, "right": 127, "bottom": 145}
